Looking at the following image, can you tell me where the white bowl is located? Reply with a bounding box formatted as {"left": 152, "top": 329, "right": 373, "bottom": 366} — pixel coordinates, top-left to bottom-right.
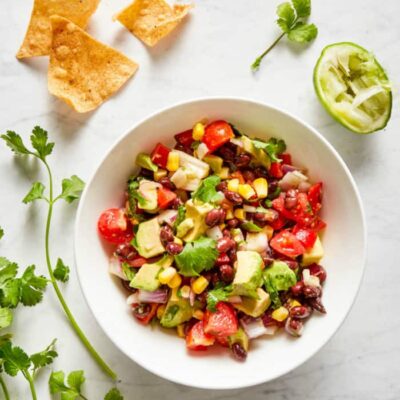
{"left": 74, "top": 98, "right": 366, "bottom": 390}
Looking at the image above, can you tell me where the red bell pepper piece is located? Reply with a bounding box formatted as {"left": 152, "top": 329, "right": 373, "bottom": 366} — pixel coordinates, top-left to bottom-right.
{"left": 280, "top": 153, "right": 292, "bottom": 165}
{"left": 151, "top": 143, "right": 171, "bottom": 168}
{"left": 269, "top": 162, "right": 284, "bottom": 178}
{"left": 202, "top": 120, "right": 234, "bottom": 153}
{"left": 157, "top": 187, "right": 177, "bottom": 209}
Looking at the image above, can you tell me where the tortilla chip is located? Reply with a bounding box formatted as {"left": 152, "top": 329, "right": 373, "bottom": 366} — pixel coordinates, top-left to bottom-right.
{"left": 48, "top": 16, "right": 138, "bottom": 113}
{"left": 115, "top": 0, "right": 192, "bottom": 47}
{"left": 17, "top": 0, "right": 100, "bottom": 59}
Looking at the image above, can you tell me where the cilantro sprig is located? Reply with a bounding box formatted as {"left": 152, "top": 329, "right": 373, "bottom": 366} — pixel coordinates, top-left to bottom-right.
{"left": 192, "top": 175, "right": 224, "bottom": 204}
{"left": 49, "top": 369, "right": 123, "bottom": 400}
{"left": 0, "top": 338, "right": 57, "bottom": 400}
{"left": 174, "top": 236, "right": 218, "bottom": 277}
{"left": 1, "top": 127, "right": 116, "bottom": 380}
{"left": 252, "top": 0, "right": 318, "bottom": 70}
{"left": 252, "top": 137, "right": 286, "bottom": 162}
{"left": 0, "top": 257, "right": 47, "bottom": 329}
{"left": 206, "top": 285, "right": 232, "bottom": 312}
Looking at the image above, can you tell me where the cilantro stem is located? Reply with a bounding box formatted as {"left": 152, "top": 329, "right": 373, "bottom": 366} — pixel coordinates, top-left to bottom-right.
{"left": 42, "top": 160, "right": 117, "bottom": 380}
{"left": 251, "top": 32, "right": 286, "bottom": 70}
{"left": 0, "top": 375, "right": 10, "bottom": 400}
{"left": 24, "top": 371, "right": 37, "bottom": 400}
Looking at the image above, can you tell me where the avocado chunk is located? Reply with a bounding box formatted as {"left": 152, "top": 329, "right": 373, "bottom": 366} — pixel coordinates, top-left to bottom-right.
{"left": 130, "top": 255, "right": 173, "bottom": 292}
{"left": 263, "top": 260, "right": 297, "bottom": 292}
{"left": 135, "top": 153, "right": 158, "bottom": 172}
{"left": 160, "top": 288, "right": 193, "bottom": 328}
{"left": 203, "top": 155, "right": 223, "bottom": 173}
{"left": 231, "top": 251, "right": 263, "bottom": 298}
{"left": 302, "top": 236, "right": 324, "bottom": 266}
{"left": 181, "top": 199, "right": 213, "bottom": 242}
{"left": 240, "top": 136, "right": 271, "bottom": 169}
{"left": 176, "top": 218, "right": 194, "bottom": 238}
{"left": 228, "top": 327, "right": 249, "bottom": 352}
{"left": 233, "top": 288, "right": 271, "bottom": 317}
{"left": 135, "top": 217, "right": 165, "bottom": 258}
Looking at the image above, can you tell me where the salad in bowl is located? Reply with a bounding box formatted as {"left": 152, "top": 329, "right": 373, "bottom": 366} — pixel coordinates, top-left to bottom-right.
{"left": 97, "top": 119, "right": 327, "bottom": 361}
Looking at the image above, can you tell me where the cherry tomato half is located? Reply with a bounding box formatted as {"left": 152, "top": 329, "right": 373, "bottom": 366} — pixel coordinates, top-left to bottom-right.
{"left": 151, "top": 143, "right": 171, "bottom": 168}
{"left": 186, "top": 320, "right": 215, "bottom": 351}
{"left": 270, "top": 230, "right": 305, "bottom": 258}
{"left": 203, "top": 302, "right": 238, "bottom": 338}
{"left": 202, "top": 121, "right": 234, "bottom": 153}
{"left": 157, "top": 187, "right": 177, "bottom": 209}
{"left": 98, "top": 208, "right": 133, "bottom": 244}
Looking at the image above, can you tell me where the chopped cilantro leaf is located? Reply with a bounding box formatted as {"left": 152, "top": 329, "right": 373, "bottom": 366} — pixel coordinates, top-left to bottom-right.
{"left": 175, "top": 236, "right": 218, "bottom": 277}
{"left": 206, "top": 285, "right": 232, "bottom": 312}
{"left": 192, "top": 175, "right": 224, "bottom": 204}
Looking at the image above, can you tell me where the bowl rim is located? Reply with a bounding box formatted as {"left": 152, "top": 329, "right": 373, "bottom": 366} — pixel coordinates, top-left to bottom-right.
{"left": 74, "top": 96, "right": 367, "bottom": 389}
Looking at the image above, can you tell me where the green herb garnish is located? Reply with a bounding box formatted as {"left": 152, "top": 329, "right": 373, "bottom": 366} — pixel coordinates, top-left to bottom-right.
{"left": 1, "top": 127, "right": 116, "bottom": 380}
{"left": 192, "top": 175, "right": 224, "bottom": 204}
{"left": 175, "top": 236, "right": 218, "bottom": 277}
{"left": 252, "top": 0, "right": 318, "bottom": 70}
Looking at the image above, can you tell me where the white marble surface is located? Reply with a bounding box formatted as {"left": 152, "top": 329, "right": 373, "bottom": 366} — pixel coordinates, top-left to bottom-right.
{"left": 0, "top": 0, "right": 399, "bottom": 398}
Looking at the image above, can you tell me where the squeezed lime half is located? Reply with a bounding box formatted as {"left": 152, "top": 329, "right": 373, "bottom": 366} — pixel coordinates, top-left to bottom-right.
{"left": 314, "top": 42, "right": 392, "bottom": 134}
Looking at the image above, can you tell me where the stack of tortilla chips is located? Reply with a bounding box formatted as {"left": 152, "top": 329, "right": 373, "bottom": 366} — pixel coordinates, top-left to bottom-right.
{"left": 17, "top": 0, "right": 192, "bottom": 113}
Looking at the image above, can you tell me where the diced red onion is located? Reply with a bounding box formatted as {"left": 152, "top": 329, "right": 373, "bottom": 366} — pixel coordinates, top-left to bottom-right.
{"left": 279, "top": 171, "right": 308, "bottom": 191}
{"left": 298, "top": 181, "right": 311, "bottom": 193}
{"left": 230, "top": 138, "right": 244, "bottom": 147}
{"left": 240, "top": 316, "right": 269, "bottom": 339}
{"left": 281, "top": 164, "right": 300, "bottom": 174}
{"left": 137, "top": 289, "right": 168, "bottom": 304}
{"left": 108, "top": 256, "right": 127, "bottom": 280}
{"left": 158, "top": 210, "right": 178, "bottom": 226}
{"left": 206, "top": 226, "right": 223, "bottom": 240}
{"left": 227, "top": 296, "right": 242, "bottom": 304}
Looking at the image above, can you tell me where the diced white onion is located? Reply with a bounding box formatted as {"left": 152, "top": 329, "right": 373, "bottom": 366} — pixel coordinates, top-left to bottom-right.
{"left": 137, "top": 289, "right": 168, "bottom": 303}
{"left": 230, "top": 138, "right": 244, "bottom": 147}
{"left": 240, "top": 317, "right": 269, "bottom": 339}
{"left": 245, "top": 232, "right": 269, "bottom": 253}
{"left": 206, "top": 226, "right": 223, "bottom": 240}
{"left": 170, "top": 168, "right": 188, "bottom": 188}
{"left": 127, "top": 293, "right": 139, "bottom": 305}
{"left": 264, "top": 325, "right": 279, "bottom": 335}
{"left": 243, "top": 205, "right": 258, "bottom": 213}
{"left": 175, "top": 150, "right": 210, "bottom": 178}
{"left": 196, "top": 143, "right": 209, "bottom": 160}
{"left": 279, "top": 171, "right": 308, "bottom": 191}
{"left": 302, "top": 269, "right": 321, "bottom": 287}
{"left": 298, "top": 181, "right": 311, "bottom": 193}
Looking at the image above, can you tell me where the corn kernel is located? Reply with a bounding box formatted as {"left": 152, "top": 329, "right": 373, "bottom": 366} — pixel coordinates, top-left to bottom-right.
{"left": 180, "top": 285, "right": 191, "bottom": 299}
{"left": 272, "top": 306, "right": 289, "bottom": 322}
{"left": 166, "top": 151, "right": 180, "bottom": 172}
{"left": 153, "top": 169, "right": 168, "bottom": 181}
{"left": 192, "top": 122, "right": 205, "bottom": 140}
{"left": 191, "top": 276, "right": 209, "bottom": 294}
{"left": 238, "top": 184, "right": 256, "bottom": 200}
{"left": 217, "top": 167, "right": 229, "bottom": 180}
{"left": 173, "top": 237, "right": 183, "bottom": 245}
{"left": 219, "top": 223, "right": 226, "bottom": 230}
{"left": 226, "top": 209, "right": 234, "bottom": 220}
{"left": 168, "top": 273, "right": 182, "bottom": 289}
{"left": 290, "top": 299, "right": 302, "bottom": 308}
{"left": 253, "top": 178, "right": 268, "bottom": 198}
{"left": 159, "top": 267, "right": 177, "bottom": 285}
{"left": 234, "top": 208, "right": 245, "bottom": 220}
{"left": 227, "top": 178, "right": 240, "bottom": 192}
{"left": 193, "top": 310, "right": 204, "bottom": 320}
{"left": 157, "top": 305, "right": 166, "bottom": 319}
{"left": 177, "top": 324, "right": 185, "bottom": 338}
